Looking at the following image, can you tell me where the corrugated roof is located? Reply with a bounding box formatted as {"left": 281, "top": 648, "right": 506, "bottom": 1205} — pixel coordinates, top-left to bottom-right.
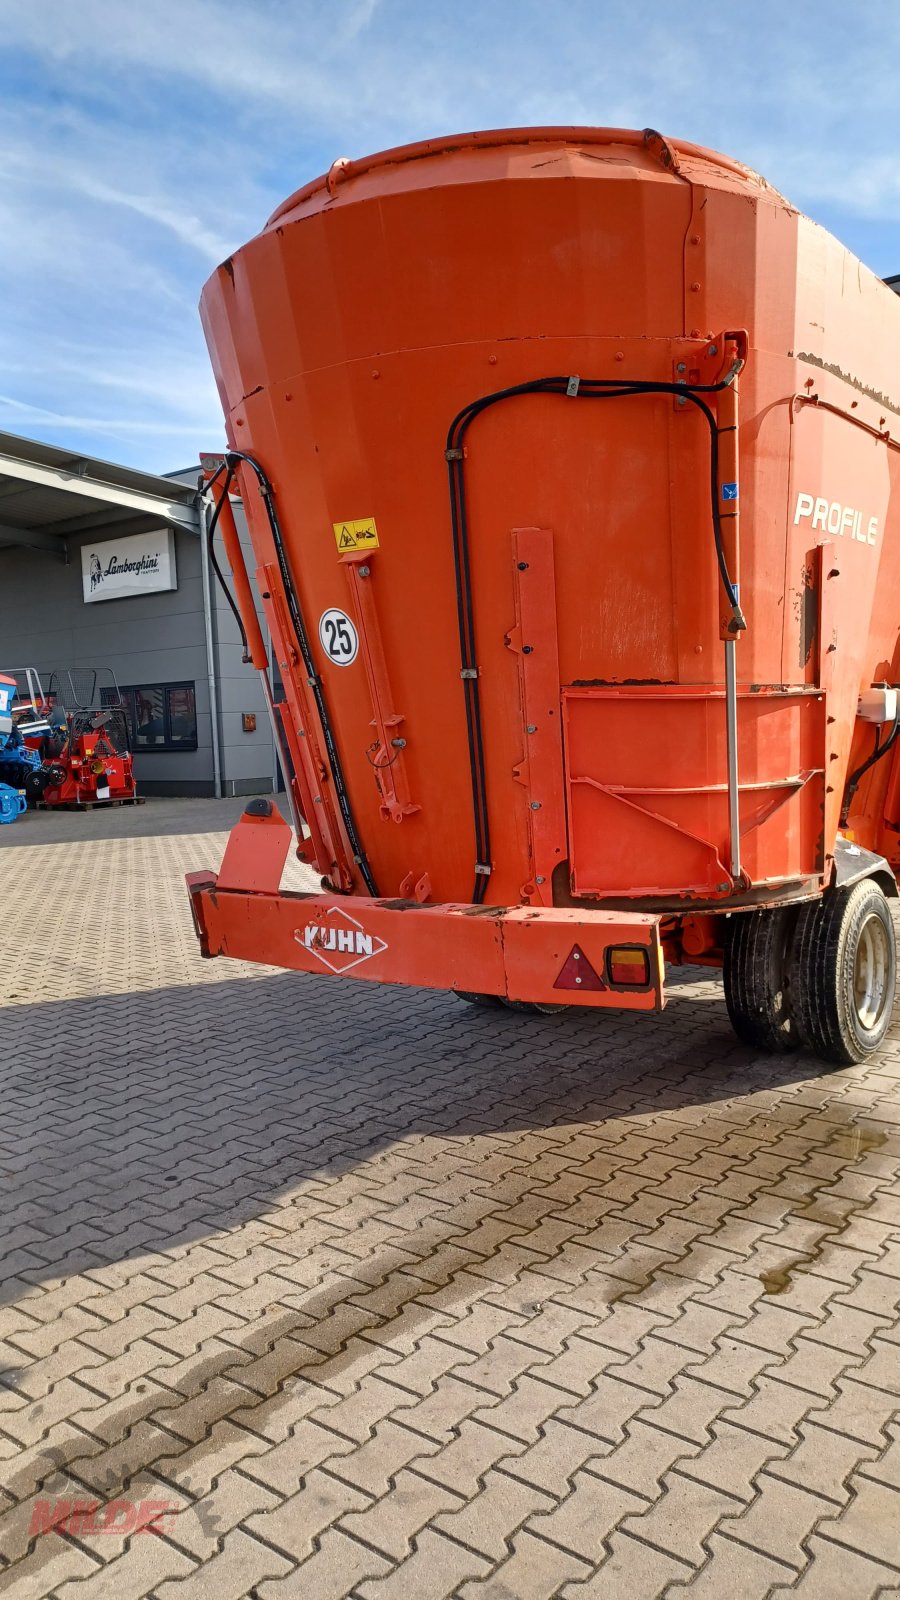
{"left": 0, "top": 429, "right": 200, "bottom": 554}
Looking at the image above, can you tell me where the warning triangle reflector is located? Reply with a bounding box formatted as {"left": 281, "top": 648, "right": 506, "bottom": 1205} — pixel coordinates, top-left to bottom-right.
{"left": 554, "top": 944, "right": 607, "bottom": 991}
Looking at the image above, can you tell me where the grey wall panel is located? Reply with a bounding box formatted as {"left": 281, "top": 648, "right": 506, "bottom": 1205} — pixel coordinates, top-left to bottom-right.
{"left": 0, "top": 504, "right": 277, "bottom": 797}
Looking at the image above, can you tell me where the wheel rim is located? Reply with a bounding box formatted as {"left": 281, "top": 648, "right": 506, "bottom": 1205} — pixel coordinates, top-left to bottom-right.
{"left": 852, "top": 912, "right": 892, "bottom": 1033}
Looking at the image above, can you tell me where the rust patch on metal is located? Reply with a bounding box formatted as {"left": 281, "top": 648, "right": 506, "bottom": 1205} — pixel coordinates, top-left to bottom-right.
{"left": 794, "top": 351, "right": 900, "bottom": 418}
{"left": 800, "top": 561, "right": 819, "bottom": 668}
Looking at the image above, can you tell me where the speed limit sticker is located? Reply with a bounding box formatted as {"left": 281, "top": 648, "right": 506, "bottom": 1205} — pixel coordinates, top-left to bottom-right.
{"left": 318, "top": 607, "right": 359, "bottom": 666}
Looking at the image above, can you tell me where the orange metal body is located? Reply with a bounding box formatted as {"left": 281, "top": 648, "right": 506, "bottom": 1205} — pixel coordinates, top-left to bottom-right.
{"left": 189, "top": 126, "right": 900, "bottom": 1005}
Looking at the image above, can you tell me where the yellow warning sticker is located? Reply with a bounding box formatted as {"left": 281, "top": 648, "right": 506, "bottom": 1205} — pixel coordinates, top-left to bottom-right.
{"left": 333, "top": 517, "right": 380, "bottom": 553}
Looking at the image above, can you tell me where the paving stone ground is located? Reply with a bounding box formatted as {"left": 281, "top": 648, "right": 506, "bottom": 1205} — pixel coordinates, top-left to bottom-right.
{"left": 0, "top": 796, "right": 898, "bottom": 1599}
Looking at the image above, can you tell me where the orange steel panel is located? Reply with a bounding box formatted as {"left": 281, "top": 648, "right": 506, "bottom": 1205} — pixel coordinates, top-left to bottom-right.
{"left": 341, "top": 554, "right": 419, "bottom": 824}
{"left": 188, "top": 879, "right": 663, "bottom": 1011}
{"left": 563, "top": 685, "right": 826, "bottom": 896}
{"left": 216, "top": 804, "right": 292, "bottom": 894}
{"left": 507, "top": 528, "right": 566, "bottom": 907}
{"left": 196, "top": 127, "right": 900, "bottom": 936}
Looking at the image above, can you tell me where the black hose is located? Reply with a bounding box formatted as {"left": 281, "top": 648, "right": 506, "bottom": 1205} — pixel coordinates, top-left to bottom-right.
{"left": 842, "top": 699, "right": 900, "bottom": 825}
{"left": 205, "top": 464, "right": 251, "bottom": 661}
{"left": 445, "top": 366, "right": 744, "bottom": 901}
{"left": 222, "top": 450, "right": 379, "bottom": 897}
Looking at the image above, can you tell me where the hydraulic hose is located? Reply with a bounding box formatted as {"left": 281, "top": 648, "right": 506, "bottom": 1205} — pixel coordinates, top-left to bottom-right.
{"left": 445, "top": 365, "right": 744, "bottom": 901}
{"left": 842, "top": 698, "right": 900, "bottom": 825}
{"left": 219, "top": 450, "right": 379, "bottom": 896}
{"left": 204, "top": 463, "right": 251, "bottom": 661}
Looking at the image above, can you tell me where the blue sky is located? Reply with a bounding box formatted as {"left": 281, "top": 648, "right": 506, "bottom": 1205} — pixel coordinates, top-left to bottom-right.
{"left": 1, "top": 0, "right": 898, "bottom": 473}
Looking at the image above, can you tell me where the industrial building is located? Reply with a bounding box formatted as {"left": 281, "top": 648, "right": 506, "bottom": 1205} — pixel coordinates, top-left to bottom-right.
{"left": 0, "top": 431, "right": 277, "bottom": 797}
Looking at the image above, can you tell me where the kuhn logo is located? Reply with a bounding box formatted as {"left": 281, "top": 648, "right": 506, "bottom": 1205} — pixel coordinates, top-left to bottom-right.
{"left": 295, "top": 907, "right": 387, "bottom": 974}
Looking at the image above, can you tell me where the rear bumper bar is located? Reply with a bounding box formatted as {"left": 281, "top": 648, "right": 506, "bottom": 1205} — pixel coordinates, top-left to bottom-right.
{"left": 186, "top": 805, "right": 665, "bottom": 1011}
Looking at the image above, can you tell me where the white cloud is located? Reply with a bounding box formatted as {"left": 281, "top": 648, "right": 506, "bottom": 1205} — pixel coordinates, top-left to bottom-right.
{"left": 0, "top": 0, "right": 897, "bottom": 470}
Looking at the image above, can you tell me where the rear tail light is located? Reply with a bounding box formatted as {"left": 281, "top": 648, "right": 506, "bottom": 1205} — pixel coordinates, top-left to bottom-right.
{"left": 608, "top": 946, "right": 650, "bottom": 986}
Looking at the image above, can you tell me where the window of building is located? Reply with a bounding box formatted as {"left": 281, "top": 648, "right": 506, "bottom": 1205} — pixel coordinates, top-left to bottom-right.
{"left": 107, "top": 682, "right": 198, "bottom": 752}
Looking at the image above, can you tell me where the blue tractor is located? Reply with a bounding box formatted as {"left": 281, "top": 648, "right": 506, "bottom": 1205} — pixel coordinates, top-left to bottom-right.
{"left": 0, "top": 670, "right": 64, "bottom": 810}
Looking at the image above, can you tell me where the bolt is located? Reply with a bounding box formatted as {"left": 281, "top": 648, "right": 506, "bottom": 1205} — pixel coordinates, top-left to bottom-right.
{"left": 522, "top": 645, "right": 533, "bottom": 654}
{"left": 297, "top": 728, "right": 305, "bottom": 737}
{"left": 527, "top": 724, "right": 537, "bottom": 734}
{"left": 314, "top": 796, "right": 322, "bottom": 805}
{"left": 707, "top": 344, "right": 718, "bottom": 356}
{"left": 517, "top": 561, "right": 528, "bottom": 570}
{"left": 489, "top": 353, "right": 498, "bottom": 365}
{"left": 359, "top": 565, "right": 371, "bottom": 577}
{"left": 371, "top": 369, "right": 380, "bottom": 379}
{"left": 530, "top": 801, "right": 541, "bottom": 811}
{"left": 573, "top": 951, "right": 581, "bottom": 960}
{"left": 390, "top": 738, "right": 406, "bottom": 748}
{"left": 676, "top": 362, "right": 686, "bottom": 374}
{"left": 690, "top": 281, "right": 701, "bottom": 292}
{"left": 676, "top": 396, "right": 686, "bottom": 407}
{"left": 535, "top": 875, "right": 545, "bottom": 885}
{"left": 575, "top": 975, "right": 582, "bottom": 984}
{"left": 717, "top": 881, "right": 729, "bottom": 891}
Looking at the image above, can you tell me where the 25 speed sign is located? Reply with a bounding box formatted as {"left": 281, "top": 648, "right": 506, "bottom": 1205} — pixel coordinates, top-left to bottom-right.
{"left": 318, "top": 607, "right": 359, "bottom": 666}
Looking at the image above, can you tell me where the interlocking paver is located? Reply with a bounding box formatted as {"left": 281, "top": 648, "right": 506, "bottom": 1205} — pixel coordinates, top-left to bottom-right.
{"left": 258, "top": 1527, "right": 392, "bottom": 1598}
{"left": 619, "top": 1468, "right": 742, "bottom": 1567}
{"left": 814, "top": 1476, "right": 900, "bottom": 1571}
{"left": 524, "top": 1470, "right": 646, "bottom": 1562}
{"left": 54, "top": 1537, "right": 198, "bottom": 1599}
{"left": 337, "top": 1468, "right": 461, "bottom": 1562}
{"left": 767, "top": 1533, "right": 900, "bottom": 1597}
{"left": 1, "top": 797, "right": 898, "bottom": 1598}
{"left": 156, "top": 1526, "right": 292, "bottom": 1597}
{"left": 433, "top": 1467, "right": 555, "bottom": 1559}
{"left": 661, "top": 1531, "right": 794, "bottom": 1597}
{"left": 717, "top": 1473, "right": 836, "bottom": 1570}
{"left": 0, "top": 1530, "right": 100, "bottom": 1595}
{"left": 457, "top": 1528, "right": 592, "bottom": 1597}
{"left": 559, "top": 1531, "right": 692, "bottom": 1597}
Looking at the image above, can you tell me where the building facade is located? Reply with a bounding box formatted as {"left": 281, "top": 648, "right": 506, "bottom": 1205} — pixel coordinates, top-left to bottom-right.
{"left": 0, "top": 434, "right": 277, "bottom": 797}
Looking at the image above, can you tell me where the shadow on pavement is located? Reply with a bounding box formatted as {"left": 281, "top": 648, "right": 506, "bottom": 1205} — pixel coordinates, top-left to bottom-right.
{"left": 0, "top": 966, "right": 839, "bottom": 1310}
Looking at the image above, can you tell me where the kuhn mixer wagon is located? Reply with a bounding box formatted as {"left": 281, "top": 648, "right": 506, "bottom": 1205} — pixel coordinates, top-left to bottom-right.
{"left": 188, "top": 127, "right": 900, "bottom": 1064}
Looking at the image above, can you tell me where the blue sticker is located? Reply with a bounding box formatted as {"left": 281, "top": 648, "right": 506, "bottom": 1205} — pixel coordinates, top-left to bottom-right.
{"left": 722, "top": 482, "right": 739, "bottom": 501}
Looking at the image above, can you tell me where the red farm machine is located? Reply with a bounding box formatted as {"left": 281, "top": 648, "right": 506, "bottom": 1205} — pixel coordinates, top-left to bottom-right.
{"left": 187, "top": 126, "right": 900, "bottom": 1065}
{"left": 2, "top": 667, "right": 138, "bottom": 808}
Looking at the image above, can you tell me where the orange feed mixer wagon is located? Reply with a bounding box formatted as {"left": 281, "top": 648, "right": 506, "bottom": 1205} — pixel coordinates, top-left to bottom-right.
{"left": 188, "top": 127, "right": 900, "bottom": 1065}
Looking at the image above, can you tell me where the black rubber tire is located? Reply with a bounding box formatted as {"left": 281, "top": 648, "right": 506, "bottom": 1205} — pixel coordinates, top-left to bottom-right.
{"left": 723, "top": 905, "right": 801, "bottom": 1053}
{"left": 791, "top": 879, "right": 896, "bottom": 1065}
{"left": 453, "top": 990, "right": 504, "bottom": 1008}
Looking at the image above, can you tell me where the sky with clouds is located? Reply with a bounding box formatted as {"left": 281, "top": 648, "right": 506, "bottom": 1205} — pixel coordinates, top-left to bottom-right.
{"left": 1, "top": 0, "right": 898, "bottom": 473}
